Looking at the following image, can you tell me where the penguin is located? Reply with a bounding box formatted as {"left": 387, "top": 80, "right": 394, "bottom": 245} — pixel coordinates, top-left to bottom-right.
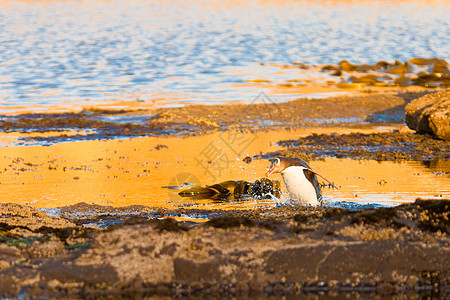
{"left": 265, "top": 157, "right": 337, "bottom": 206}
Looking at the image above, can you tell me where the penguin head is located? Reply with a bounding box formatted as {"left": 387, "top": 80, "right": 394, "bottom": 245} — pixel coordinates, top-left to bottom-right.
{"left": 265, "top": 157, "right": 283, "bottom": 177}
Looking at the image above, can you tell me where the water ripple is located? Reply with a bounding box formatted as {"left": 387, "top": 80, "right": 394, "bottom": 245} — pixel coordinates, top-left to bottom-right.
{"left": 0, "top": 0, "right": 449, "bottom": 109}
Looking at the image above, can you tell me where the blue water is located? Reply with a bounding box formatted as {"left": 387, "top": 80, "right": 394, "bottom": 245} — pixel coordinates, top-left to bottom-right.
{"left": 0, "top": 0, "right": 449, "bottom": 110}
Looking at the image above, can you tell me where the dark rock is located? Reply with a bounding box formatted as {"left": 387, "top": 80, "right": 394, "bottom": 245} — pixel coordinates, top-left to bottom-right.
{"left": 372, "top": 60, "right": 391, "bottom": 71}
{"left": 405, "top": 90, "right": 450, "bottom": 140}
{"left": 321, "top": 64, "right": 339, "bottom": 71}
{"left": 338, "top": 60, "right": 357, "bottom": 72}
{"left": 330, "top": 70, "right": 342, "bottom": 76}
{"left": 394, "top": 75, "right": 414, "bottom": 85}
{"left": 385, "top": 64, "right": 408, "bottom": 75}
{"left": 354, "top": 64, "right": 372, "bottom": 72}
{"left": 242, "top": 156, "right": 252, "bottom": 163}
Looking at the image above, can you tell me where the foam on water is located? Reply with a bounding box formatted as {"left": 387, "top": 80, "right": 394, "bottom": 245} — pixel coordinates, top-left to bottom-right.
{"left": 271, "top": 194, "right": 389, "bottom": 210}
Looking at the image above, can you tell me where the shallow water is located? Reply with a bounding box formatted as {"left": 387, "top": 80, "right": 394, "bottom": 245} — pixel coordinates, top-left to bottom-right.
{"left": 0, "top": 0, "right": 449, "bottom": 110}
{"left": 0, "top": 126, "right": 448, "bottom": 209}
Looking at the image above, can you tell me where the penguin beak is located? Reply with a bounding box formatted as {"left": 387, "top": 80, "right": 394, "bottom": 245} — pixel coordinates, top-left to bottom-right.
{"left": 265, "top": 168, "right": 274, "bottom": 177}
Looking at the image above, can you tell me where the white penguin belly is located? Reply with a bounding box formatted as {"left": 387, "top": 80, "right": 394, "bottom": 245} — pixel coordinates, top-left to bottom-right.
{"left": 281, "top": 166, "right": 318, "bottom": 206}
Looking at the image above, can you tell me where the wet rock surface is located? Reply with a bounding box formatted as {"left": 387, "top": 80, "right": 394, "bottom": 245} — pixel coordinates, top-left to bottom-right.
{"left": 0, "top": 91, "right": 433, "bottom": 145}
{"left": 0, "top": 200, "right": 449, "bottom": 298}
{"left": 405, "top": 90, "right": 450, "bottom": 141}
{"left": 295, "top": 58, "right": 450, "bottom": 88}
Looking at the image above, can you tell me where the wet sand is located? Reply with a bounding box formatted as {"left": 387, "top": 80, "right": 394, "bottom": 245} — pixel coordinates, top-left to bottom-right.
{"left": 0, "top": 88, "right": 449, "bottom": 298}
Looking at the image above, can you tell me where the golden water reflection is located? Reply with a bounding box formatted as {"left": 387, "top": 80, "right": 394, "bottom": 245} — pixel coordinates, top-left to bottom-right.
{"left": 0, "top": 125, "right": 448, "bottom": 209}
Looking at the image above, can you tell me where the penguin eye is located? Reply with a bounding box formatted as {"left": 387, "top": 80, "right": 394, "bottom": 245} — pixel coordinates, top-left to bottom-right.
{"left": 275, "top": 158, "right": 280, "bottom": 166}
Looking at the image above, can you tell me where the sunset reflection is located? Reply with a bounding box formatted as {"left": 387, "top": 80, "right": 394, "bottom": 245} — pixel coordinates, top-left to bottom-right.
{"left": 0, "top": 126, "right": 448, "bottom": 209}
{"left": 0, "top": 0, "right": 448, "bottom": 111}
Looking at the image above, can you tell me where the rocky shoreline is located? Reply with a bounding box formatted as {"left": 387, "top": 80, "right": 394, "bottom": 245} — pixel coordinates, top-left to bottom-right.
{"left": 0, "top": 200, "right": 449, "bottom": 298}
{"left": 0, "top": 87, "right": 449, "bottom": 298}
{"left": 406, "top": 90, "right": 450, "bottom": 141}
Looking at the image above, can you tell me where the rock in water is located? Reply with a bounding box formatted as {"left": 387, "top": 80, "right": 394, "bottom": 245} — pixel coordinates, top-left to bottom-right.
{"left": 405, "top": 90, "right": 450, "bottom": 140}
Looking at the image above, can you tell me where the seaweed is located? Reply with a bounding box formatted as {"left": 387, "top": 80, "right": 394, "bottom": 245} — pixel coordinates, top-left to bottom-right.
{"left": 154, "top": 218, "right": 189, "bottom": 232}
{"left": 35, "top": 226, "right": 93, "bottom": 244}
{"left": 293, "top": 213, "right": 320, "bottom": 223}
{"left": 178, "top": 178, "right": 281, "bottom": 201}
{"left": 350, "top": 207, "right": 406, "bottom": 229}
{"left": 269, "top": 131, "right": 450, "bottom": 161}
{"left": 414, "top": 199, "right": 449, "bottom": 234}
{"left": 205, "top": 215, "right": 283, "bottom": 230}
{"left": 323, "top": 208, "right": 352, "bottom": 219}
{"left": 206, "top": 216, "right": 255, "bottom": 229}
